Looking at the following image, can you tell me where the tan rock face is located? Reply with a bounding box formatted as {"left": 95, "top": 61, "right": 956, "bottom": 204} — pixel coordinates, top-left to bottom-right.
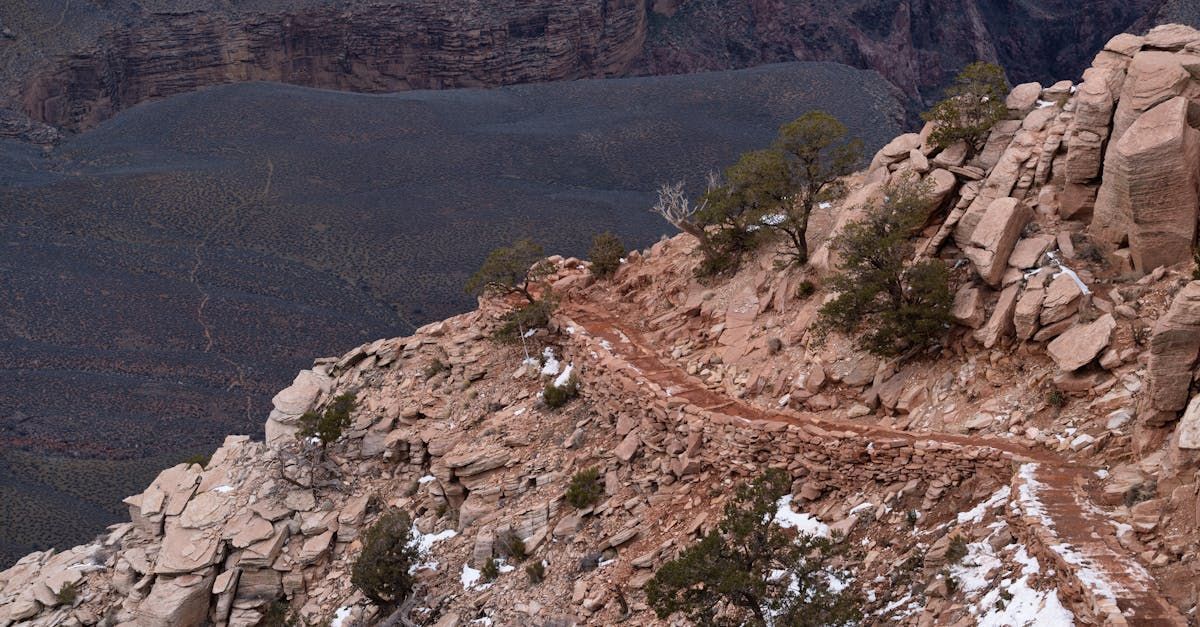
{"left": 964, "top": 197, "right": 1031, "bottom": 287}
{"left": 1111, "top": 51, "right": 1192, "bottom": 144}
{"left": 1065, "top": 74, "right": 1116, "bottom": 185}
{"left": 1144, "top": 282, "right": 1200, "bottom": 416}
{"left": 1091, "top": 96, "right": 1200, "bottom": 273}
{"left": 1047, "top": 314, "right": 1116, "bottom": 371}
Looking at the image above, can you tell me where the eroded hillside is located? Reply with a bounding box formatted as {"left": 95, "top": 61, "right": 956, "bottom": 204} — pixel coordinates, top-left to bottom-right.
{"left": 6, "top": 21, "right": 1200, "bottom": 627}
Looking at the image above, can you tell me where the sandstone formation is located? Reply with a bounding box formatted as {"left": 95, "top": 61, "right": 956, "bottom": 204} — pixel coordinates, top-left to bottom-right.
{"left": 9, "top": 22, "right": 1200, "bottom": 627}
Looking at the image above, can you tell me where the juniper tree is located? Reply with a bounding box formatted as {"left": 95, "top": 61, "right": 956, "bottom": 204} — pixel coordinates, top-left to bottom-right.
{"left": 770, "top": 111, "right": 863, "bottom": 265}
{"left": 351, "top": 509, "right": 420, "bottom": 607}
{"left": 816, "top": 179, "right": 953, "bottom": 357}
{"left": 922, "top": 61, "right": 1010, "bottom": 150}
{"left": 645, "top": 469, "right": 860, "bottom": 626}
{"left": 465, "top": 238, "right": 553, "bottom": 304}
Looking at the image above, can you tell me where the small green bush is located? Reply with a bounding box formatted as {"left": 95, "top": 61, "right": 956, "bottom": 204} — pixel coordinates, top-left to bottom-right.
{"left": 297, "top": 391, "right": 357, "bottom": 449}
{"left": 543, "top": 373, "right": 580, "bottom": 409}
{"left": 465, "top": 238, "right": 553, "bottom": 304}
{"left": 351, "top": 510, "right": 419, "bottom": 607}
{"left": 922, "top": 61, "right": 1009, "bottom": 150}
{"left": 55, "top": 582, "right": 78, "bottom": 606}
{"left": 497, "top": 530, "right": 528, "bottom": 562}
{"left": 1046, "top": 388, "right": 1067, "bottom": 408}
{"left": 526, "top": 561, "right": 546, "bottom": 584}
{"left": 181, "top": 453, "right": 211, "bottom": 468}
{"left": 946, "top": 535, "right": 968, "bottom": 565}
{"left": 565, "top": 467, "right": 604, "bottom": 509}
{"left": 423, "top": 358, "right": 448, "bottom": 379}
{"left": 589, "top": 232, "right": 625, "bottom": 279}
{"left": 481, "top": 557, "right": 500, "bottom": 582}
{"left": 797, "top": 280, "right": 816, "bottom": 298}
{"left": 493, "top": 298, "right": 556, "bottom": 344}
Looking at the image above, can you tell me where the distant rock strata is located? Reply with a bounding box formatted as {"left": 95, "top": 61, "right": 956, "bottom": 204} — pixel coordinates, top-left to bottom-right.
{"left": 0, "top": 0, "right": 1178, "bottom": 138}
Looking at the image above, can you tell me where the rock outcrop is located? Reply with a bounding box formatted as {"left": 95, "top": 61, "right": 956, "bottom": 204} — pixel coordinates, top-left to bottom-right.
{"left": 8, "top": 22, "right": 1200, "bottom": 627}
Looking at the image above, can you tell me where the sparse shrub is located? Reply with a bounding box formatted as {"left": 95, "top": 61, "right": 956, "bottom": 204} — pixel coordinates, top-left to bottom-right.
{"left": 816, "top": 179, "right": 952, "bottom": 357}
{"left": 646, "top": 469, "right": 861, "bottom": 626}
{"left": 906, "top": 510, "right": 919, "bottom": 528}
{"left": 497, "top": 530, "right": 528, "bottom": 563}
{"left": 493, "top": 298, "right": 556, "bottom": 344}
{"left": 526, "top": 561, "right": 546, "bottom": 584}
{"left": 423, "top": 358, "right": 448, "bottom": 379}
{"left": 1124, "top": 481, "right": 1158, "bottom": 507}
{"left": 1045, "top": 388, "right": 1067, "bottom": 408}
{"left": 589, "top": 232, "right": 625, "bottom": 279}
{"left": 922, "top": 61, "right": 1010, "bottom": 151}
{"left": 481, "top": 557, "right": 500, "bottom": 582}
{"left": 259, "top": 599, "right": 301, "bottom": 627}
{"left": 945, "top": 535, "right": 968, "bottom": 565}
{"left": 465, "top": 238, "right": 553, "bottom": 304}
{"left": 297, "top": 391, "right": 357, "bottom": 453}
{"left": 943, "top": 571, "right": 960, "bottom": 595}
{"left": 1192, "top": 245, "right": 1200, "bottom": 280}
{"left": 181, "top": 453, "right": 211, "bottom": 468}
{"left": 767, "top": 337, "right": 783, "bottom": 354}
{"left": 351, "top": 509, "right": 419, "bottom": 607}
{"left": 55, "top": 582, "right": 78, "bottom": 606}
{"left": 543, "top": 373, "right": 580, "bottom": 409}
{"left": 565, "top": 467, "right": 604, "bottom": 509}
{"left": 797, "top": 280, "right": 816, "bottom": 298}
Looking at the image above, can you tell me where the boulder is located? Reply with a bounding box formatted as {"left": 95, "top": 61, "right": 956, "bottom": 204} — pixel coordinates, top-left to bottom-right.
{"left": 951, "top": 286, "right": 985, "bottom": 329}
{"left": 964, "top": 197, "right": 1030, "bottom": 287}
{"left": 1040, "top": 273, "right": 1083, "bottom": 325}
{"left": 1144, "top": 282, "right": 1200, "bottom": 415}
{"left": 1006, "top": 82, "right": 1042, "bottom": 115}
{"left": 1047, "top": 314, "right": 1116, "bottom": 371}
{"left": 1104, "top": 33, "right": 1145, "bottom": 57}
{"left": 155, "top": 523, "right": 224, "bottom": 574}
{"left": 135, "top": 571, "right": 216, "bottom": 627}
{"left": 614, "top": 432, "right": 641, "bottom": 462}
{"left": 869, "top": 133, "right": 922, "bottom": 171}
{"left": 1143, "top": 23, "right": 1200, "bottom": 51}
{"left": 954, "top": 129, "right": 1033, "bottom": 244}
{"left": 1177, "top": 394, "right": 1200, "bottom": 449}
{"left": 265, "top": 369, "right": 332, "bottom": 446}
{"left": 1007, "top": 235, "right": 1056, "bottom": 269}
{"left": 931, "top": 141, "right": 968, "bottom": 168}
{"left": 1092, "top": 97, "right": 1200, "bottom": 273}
{"left": 974, "top": 284, "right": 1020, "bottom": 349}
{"left": 1111, "top": 52, "right": 1191, "bottom": 145}
{"left": 1014, "top": 286, "right": 1045, "bottom": 340}
{"left": 1064, "top": 75, "right": 1115, "bottom": 184}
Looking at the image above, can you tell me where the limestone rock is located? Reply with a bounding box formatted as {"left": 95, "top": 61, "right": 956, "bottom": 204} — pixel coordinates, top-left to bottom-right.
{"left": 1047, "top": 314, "right": 1116, "bottom": 371}
{"left": 1092, "top": 96, "right": 1200, "bottom": 273}
{"left": 1008, "top": 235, "right": 1055, "bottom": 269}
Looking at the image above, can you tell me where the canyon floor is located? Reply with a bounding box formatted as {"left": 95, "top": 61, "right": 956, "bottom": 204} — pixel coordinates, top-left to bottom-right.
{"left": 0, "top": 61, "right": 904, "bottom": 567}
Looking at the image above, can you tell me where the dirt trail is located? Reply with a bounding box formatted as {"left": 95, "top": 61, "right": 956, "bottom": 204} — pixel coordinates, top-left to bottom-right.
{"left": 561, "top": 300, "right": 1186, "bottom": 626}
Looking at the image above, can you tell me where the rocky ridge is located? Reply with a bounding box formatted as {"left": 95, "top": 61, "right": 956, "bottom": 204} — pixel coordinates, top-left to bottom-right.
{"left": 7, "top": 22, "right": 1200, "bottom": 627}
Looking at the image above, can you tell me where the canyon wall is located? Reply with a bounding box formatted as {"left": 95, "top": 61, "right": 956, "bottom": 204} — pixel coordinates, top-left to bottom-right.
{"left": 0, "top": 0, "right": 1173, "bottom": 137}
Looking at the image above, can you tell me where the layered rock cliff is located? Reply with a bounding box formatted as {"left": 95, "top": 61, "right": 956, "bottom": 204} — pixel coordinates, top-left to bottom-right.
{"left": 0, "top": 0, "right": 1176, "bottom": 138}
{"left": 8, "top": 21, "right": 1200, "bottom": 627}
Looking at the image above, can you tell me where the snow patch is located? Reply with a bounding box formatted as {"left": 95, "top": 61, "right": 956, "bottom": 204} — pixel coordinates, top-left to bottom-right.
{"left": 773, "top": 495, "right": 830, "bottom": 537}
{"left": 417, "top": 475, "right": 436, "bottom": 484}
{"left": 329, "top": 606, "right": 353, "bottom": 627}
{"left": 212, "top": 485, "right": 235, "bottom": 494}
{"left": 957, "top": 486, "right": 1011, "bottom": 525}
{"left": 553, "top": 364, "right": 574, "bottom": 388}
{"left": 540, "top": 348, "right": 560, "bottom": 376}
{"left": 412, "top": 524, "right": 457, "bottom": 554}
